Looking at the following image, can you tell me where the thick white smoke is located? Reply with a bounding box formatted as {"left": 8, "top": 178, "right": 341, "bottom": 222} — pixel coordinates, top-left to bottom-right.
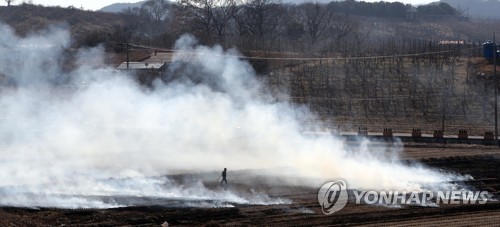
{"left": 0, "top": 24, "right": 464, "bottom": 208}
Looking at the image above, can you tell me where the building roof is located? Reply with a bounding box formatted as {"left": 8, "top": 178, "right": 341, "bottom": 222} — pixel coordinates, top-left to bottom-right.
{"left": 116, "top": 62, "right": 167, "bottom": 70}
{"left": 116, "top": 51, "right": 176, "bottom": 71}
{"left": 143, "top": 51, "right": 175, "bottom": 64}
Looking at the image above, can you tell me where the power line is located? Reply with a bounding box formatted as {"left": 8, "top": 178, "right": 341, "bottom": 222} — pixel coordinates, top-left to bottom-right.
{"left": 123, "top": 43, "right": 479, "bottom": 62}
{"left": 284, "top": 93, "right": 456, "bottom": 101}
{"left": 234, "top": 49, "right": 464, "bottom": 61}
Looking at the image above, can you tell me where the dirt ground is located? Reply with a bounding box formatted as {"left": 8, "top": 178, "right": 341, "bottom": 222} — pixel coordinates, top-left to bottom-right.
{"left": 1, "top": 143, "right": 500, "bottom": 226}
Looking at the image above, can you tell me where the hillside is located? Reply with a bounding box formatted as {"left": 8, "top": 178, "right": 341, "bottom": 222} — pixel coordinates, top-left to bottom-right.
{"left": 442, "top": 0, "right": 500, "bottom": 19}
{"left": 1, "top": 2, "right": 497, "bottom": 49}
{"left": 356, "top": 15, "right": 497, "bottom": 42}
{"left": 100, "top": 1, "right": 146, "bottom": 12}
{"left": 0, "top": 4, "right": 126, "bottom": 47}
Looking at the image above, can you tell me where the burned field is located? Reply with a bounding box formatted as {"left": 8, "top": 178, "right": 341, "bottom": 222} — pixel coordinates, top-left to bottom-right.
{"left": 2, "top": 11, "right": 500, "bottom": 226}
{"left": 0, "top": 143, "right": 499, "bottom": 226}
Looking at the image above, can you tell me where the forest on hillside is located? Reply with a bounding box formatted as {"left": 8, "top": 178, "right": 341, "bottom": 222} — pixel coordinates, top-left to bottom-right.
{"left": 1, "top": 0, "right": 500, "bottom": 133}
{"left": 0, "top": 0, "right": 489, "bottom": 53}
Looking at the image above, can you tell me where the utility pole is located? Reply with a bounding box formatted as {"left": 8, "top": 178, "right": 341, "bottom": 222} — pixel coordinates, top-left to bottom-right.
{"left": 126, "top": 43, "right": 130, "bottom": 70}
{"left": 494, "top": 33, "right": 498, "bottom": 146}
{"left": 441, "top": 79, "right": 446, "bottom": 134}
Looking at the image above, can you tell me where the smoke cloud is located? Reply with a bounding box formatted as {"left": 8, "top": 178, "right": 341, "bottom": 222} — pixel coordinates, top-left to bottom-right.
{"left": 0, "top": 24, "right": 465, "bottom": 208}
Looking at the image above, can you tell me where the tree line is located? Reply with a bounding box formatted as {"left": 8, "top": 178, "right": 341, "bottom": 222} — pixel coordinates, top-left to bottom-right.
{"left": 111, "top": 0, "right": 464, "bottom": 54}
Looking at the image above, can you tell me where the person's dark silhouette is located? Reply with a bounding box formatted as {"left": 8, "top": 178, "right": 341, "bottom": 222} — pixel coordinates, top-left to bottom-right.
{"left": 221, "top": 168, "right": 227, "bottom": 185}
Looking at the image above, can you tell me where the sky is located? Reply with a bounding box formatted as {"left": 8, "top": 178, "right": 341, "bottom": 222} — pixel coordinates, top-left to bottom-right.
{"left": 1, "top": 0, "right": 439, "bottom": 11}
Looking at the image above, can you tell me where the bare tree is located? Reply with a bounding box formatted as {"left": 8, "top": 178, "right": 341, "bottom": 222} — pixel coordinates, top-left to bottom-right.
{"left": 179, "top": 0, "right": 238, "bottom": 44}
{"left": 142, "top": 0, "right": 171, "bottom": 23}
{"left": 234, "top": 0, "right": 284, "bottom": 50}
{"left": 5, "top": 0, "right": 14, "bottom": 7}
{"left": 211, "top": 0, "right": 237, "bottom": 43}
{"left": 235, "top": 0, "right": 270, "bottom": 39}
{"left": 330, "top": 13, "right": 356, "bottom": 41}
{"left": 179, "top": 0, "right": 216, "bottom": 43}
{"left": 300, "top": 3, "right": 334, "bottom": 46}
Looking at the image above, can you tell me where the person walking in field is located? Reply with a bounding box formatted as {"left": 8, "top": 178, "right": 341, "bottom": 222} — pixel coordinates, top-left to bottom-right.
{"left": 220, "top": 168, "right": 227, "bottom": 185}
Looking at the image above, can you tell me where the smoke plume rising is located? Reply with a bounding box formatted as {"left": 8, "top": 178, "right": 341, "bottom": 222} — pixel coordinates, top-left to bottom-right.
{"left": 0, "top": 24, "right": 464, "bottom": 208}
